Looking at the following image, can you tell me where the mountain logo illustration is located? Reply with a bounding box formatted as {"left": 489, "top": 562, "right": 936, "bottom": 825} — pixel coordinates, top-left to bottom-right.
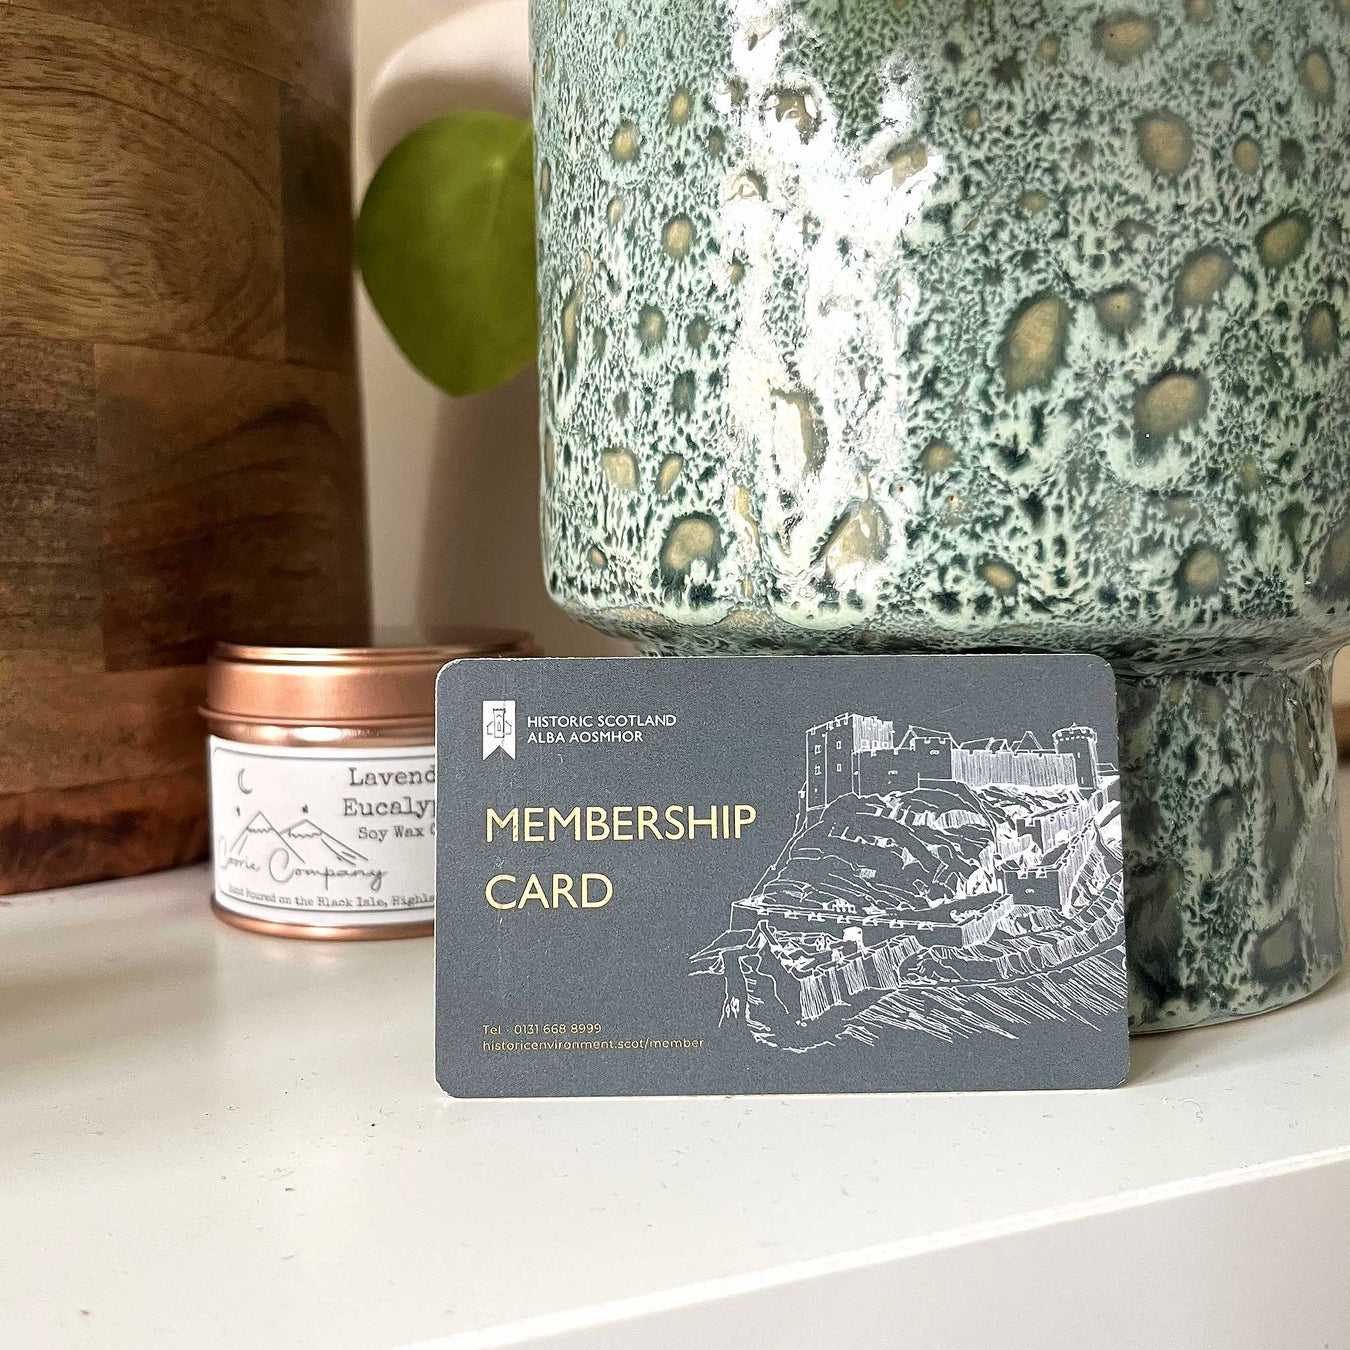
{"left": 227, "top": 812, "right": 369, "bottom": 868}
{"left": 229, "top": 811, "right": 306, "bottom": 866}
{"left": 281, "top": 819, "right": 368, "bottom": 865}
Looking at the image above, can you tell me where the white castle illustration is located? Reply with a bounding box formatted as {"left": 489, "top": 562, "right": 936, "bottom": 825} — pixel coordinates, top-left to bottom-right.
{"left": 806, "top": 716, "right": 1109, "bottom": 912}
{"left": 692, "top": 713, "right": 1124, "bottom": 1048}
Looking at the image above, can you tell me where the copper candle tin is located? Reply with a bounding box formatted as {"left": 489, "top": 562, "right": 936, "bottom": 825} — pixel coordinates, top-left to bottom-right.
{"left": 201, "top": 629, "right": 535, "bottom": 940}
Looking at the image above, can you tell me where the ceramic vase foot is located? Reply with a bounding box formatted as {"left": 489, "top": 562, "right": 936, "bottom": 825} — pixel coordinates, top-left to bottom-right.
{"left": 1121, "top": 660, "right": 1345, "bottom": 1032}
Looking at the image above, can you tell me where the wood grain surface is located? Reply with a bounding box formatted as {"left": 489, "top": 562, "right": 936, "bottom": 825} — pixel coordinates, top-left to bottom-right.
{"left": 97, "top": 345, "right": 368, "bottom": 671}
{"left": 281, "top": 85, "right": 356, "bottom": 370}
{"left": 0, "top": 338, "right": 99, "bottom": 656}
{"left": 0, "top": 768, "right": 209, "bottom": 896}
{"left": 0, "top": 660, "right": 206, "bottom": 798}
{"left": 0, "top": 0, "right": 365, "bottom": 894}
{"left": 0, "top": 7, "right": 284, "bottom": 358}
{"left": 11, "top": 0, "right": 352, "bottom": 114}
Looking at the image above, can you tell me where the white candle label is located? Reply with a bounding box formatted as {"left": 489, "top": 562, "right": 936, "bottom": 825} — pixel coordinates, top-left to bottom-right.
{"left": 208, "top": 737, "right": 436, "bottom": 925}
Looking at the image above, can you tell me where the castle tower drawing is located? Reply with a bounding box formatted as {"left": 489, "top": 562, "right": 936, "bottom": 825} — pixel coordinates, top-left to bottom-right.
{"left": 806, "top": 714, "right": 893, "bottom": 809}
{"left": 1052, "top": 725, "right": 1100, "bottom": 790}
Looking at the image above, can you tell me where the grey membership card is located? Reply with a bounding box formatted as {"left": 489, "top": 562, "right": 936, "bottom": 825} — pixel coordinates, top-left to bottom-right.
{"left": 436, "top": 654, "right": 1128, "bottom": 1097}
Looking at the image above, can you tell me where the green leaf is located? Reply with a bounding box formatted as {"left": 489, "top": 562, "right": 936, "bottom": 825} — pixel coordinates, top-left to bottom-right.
{"left": 356, "top": 112, "right": 538, "bottom": 398}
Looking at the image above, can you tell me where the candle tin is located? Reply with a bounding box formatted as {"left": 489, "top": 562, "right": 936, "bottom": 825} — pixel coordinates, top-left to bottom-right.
{"left": 201, "top": 631, "right": 535, "bottom": 939}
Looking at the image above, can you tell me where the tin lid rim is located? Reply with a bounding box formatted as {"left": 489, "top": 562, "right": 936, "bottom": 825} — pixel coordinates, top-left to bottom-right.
{"left": 201, "top": 630, "right": 537, "bottom": 723}
{"left": 210, "top": 631, "right": 531, "bottom": 667}
{"left": 199, "top": 708, "right": 437, "bottom": 729}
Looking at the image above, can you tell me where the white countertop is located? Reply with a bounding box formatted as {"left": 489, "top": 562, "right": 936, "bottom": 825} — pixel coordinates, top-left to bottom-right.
{"left": 5, "top": 777, "right": 1350, "bottom": 1349}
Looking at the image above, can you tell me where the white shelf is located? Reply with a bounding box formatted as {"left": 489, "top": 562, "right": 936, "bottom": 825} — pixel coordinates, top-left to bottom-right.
{"left": 5, "top": 775, "right": 1350, "bottom": 1349}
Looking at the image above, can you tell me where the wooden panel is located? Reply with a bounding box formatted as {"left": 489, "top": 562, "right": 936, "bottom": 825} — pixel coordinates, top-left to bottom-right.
{"left": 0, "top": 338, "right": 99, "bottom": 654}
{"left": 96, "top": 345, "right": 369, "bottom": 672}
{"left": 281, "top": 85, "right": 355, "bottom": 370}
{"left": 11, "top": 0, "right": 352, "bottom": 115}
{"left": 0, "top": 661, "right": 205, "bottom": 797}
{"left": 0, "top": 1, "right": 362, "bottom": 895}
{"left": 0, "top": 768, "right": 208, "bottom": 896}
{"left": 0, "top": 7, "right": 284, "bottom": 358}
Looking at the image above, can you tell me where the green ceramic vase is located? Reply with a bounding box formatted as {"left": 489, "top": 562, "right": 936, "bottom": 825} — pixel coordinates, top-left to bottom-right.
{"left": 530, "top": 0, "right": 1350, "bottom": 1029}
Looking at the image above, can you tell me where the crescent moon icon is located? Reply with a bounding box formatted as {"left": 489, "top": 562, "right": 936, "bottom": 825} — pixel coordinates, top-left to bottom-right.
{"left": 237, "top": 769, "right": 253, "bottom": 795}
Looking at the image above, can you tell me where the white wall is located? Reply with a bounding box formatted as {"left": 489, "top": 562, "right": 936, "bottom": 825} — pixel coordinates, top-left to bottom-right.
{"left": 354, "top": 0, "right": 627, "bottom": 655}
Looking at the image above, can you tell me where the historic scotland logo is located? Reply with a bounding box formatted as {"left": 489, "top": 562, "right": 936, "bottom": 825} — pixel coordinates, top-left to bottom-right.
{"left": 482, "top": 700, "right": 516, "bottom": 759}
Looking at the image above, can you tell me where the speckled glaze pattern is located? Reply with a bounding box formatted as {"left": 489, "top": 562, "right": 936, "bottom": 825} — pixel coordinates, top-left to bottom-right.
{"left": 1120, "top": 659, "right": 1342, "bottom": 1029}
{"left": 530, "top": 0, "right": 1350, "bottom": 1029}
